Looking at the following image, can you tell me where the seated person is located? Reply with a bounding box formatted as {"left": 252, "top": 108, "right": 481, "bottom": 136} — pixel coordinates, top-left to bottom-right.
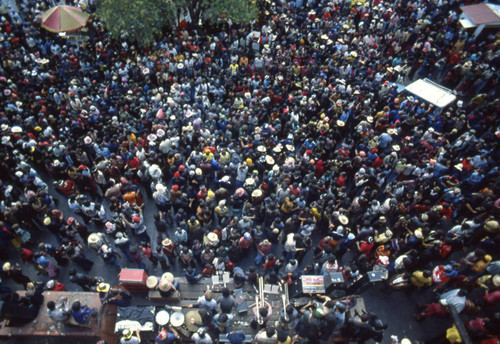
{"left": 71, "top": 301, "right": 97, "bottom": 325}
{"left": 157, "top": 278, "right": 179, "bottom": 298}
{"left": 0, "top": 289, "right": 43, "bottom": 326}
{"left": 47, "top": 300, "right": 70, "bottom": 322}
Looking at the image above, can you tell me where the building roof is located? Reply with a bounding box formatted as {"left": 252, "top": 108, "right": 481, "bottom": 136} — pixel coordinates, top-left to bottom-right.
{"left": 460, "top": 3, "right": 500, "bottom": 25}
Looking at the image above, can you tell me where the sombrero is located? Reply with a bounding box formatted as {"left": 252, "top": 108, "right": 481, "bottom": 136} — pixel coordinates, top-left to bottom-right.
{"left": 161, "top": 272, "right": 174, "bottom": 283}
{"left": 97, "top": 282, "right": 110, "bottom": 293}
{"left": 207, "top": 232, "right": 219, "bottom": 244}
{"left": 265, "top": 155, "right": 275, "bottom": 165}
{"left": 146, "top": 276, "right": 159, "bottom": 289}
{"left": 158, "top": 279, "right": 172, "bottom": 292}
{"left": 88, "top": 233, "right": 100, "bottom": 244}
{"left": 252, "top": 189, "right": 263, "bottom": 198}
{"left": 338, "top": 215, "right": 349, "bottom": 225}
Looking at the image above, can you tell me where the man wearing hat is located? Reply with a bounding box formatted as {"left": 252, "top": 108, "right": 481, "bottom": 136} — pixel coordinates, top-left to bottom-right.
{"left": 155, "top": 324, "right": 178, "bottom": 344}
{"left": 188, "top": 291, "right": 217, "bottom": 313}
{"left": 255, "top": 239, "right": 273, "bottom": 265}
{"left": 121, "top": 328, "right": 141, "bottom": 344}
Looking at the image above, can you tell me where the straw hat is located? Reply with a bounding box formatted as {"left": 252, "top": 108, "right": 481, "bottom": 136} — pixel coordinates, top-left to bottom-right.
{"left": 146, "top": 276, "right": 159, "bottom": 289}
{"left": 265, "top": 155, "right": 275, "bottom": 165}
{"left": 3, "top": 262, "right": 11, "bottom": 272}
{"left": 285, "top": 144, "right": 295, "bottom": 152}
{"left": 97, "top": 282, "right": 111, "bottom": 293}
{"left": 387, "top": 128, "right": 397, "bottom": 135}
{"left": 88, "top": 233, "right": 100, "bottom": 244}
{"left": 393, "top": 145, "right": 400, "bottom": 151}
{"left": 207, "top": 232, "right": 219, "bottom": 244}
{"left": 257, "top": 145, "right": 266, "bottom": 153}
{"left": 161, "top": 272, "right": 174, "bottom": 283}
{"left": 273, "top": 145, "right": 282, "bottom": 153}
{"left": 11, "top": 126, "right": 22, "bottom": 133}
{"left": 245, "top": 178, "right": 255, "bottom": 186}
{"left": 337, "top": 120, "right": 345, "bottom": 127}
{"left": 252, "top": 189, "right": 263, "bottom": 198}
{"left": 158, "top": 279, "right": 172, "bottom": 292}
{"left": 162, "top": 238, "right": 173, "bottom": 247}
{"left": 142, "top": 68, "right": 150, "bottom": 75}
{"left": 338, "top": 215, "right": 349, "bottom": 225}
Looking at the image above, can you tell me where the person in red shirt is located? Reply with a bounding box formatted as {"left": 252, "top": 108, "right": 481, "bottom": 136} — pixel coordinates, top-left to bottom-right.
{"left": 337, "top": 172, "right": 347, "bottom": 187}
{"left": 46, "top": 279, "right": 66, "bottom": 291}
{"left": 238, "top": 232, "right": 253, "bottom": 257}
{"left": 263, "top": 254, "right": 277, "bottom": 271}
{"left": 357, "top": 237, "right": 375, "bottom": 257}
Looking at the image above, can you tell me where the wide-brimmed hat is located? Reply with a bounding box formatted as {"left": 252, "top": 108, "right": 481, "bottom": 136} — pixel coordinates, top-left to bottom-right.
{"left": 97, "top": 282, "right": 110, "bottom": 293}
{"left": 265, "top": 155, "right": 275, "bottom": 165}
{"left": 88, "top": 233, "right": 100, "bottom": 244}
{"left": 338, "top": 215, "right": 349, "bottom": 225}
{"left": 207, "top": 232, "right": 219, "bottom": 244}
{"left": 158, "top": 279, "right": 172, "bottom": 292}
{"left": 146, "top": 276, "right": 159, "bottom": 289}
{"left": 162, "top": 238, "right": 173, "bottom": 246}
{"left": 252, "top": 189, "right": 263, "bottom": 198}
{"left": 161, "top": 272, "right": 174, "bottom": 283}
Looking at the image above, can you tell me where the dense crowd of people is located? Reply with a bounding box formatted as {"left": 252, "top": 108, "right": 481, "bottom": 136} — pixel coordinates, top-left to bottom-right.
{"left": 0, "top": 0, "right": 499, "bottom": 343}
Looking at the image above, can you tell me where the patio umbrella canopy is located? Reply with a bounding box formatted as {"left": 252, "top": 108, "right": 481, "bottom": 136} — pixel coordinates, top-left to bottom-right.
{"left": 41, "top": 5, "right": 90, "bottom": 33}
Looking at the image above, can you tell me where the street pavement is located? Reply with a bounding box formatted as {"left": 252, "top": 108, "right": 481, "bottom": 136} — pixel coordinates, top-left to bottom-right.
{"left": 1, "top": 166, "right": 452, "bottom": 344}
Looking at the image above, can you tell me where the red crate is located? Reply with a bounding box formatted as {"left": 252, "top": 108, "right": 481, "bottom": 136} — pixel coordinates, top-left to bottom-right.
{"left": 119, "top": 268, "right": 148, "bottom": 292}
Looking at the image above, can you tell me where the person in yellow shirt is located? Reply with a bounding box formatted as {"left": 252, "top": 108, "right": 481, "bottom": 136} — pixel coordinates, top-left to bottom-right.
{"left": 410, "top": 270, "right": 432, "bottom": 288}
{"left": 472, "top": 254, "right": 492, "bottom": 273}
{"left": 277, "top": 330, "right": 292, "bottom": 344}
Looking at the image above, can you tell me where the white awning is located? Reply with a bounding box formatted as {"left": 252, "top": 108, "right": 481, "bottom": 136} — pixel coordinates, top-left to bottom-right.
{"left": 404, "top": 79, "right": 457, "bottom": 108}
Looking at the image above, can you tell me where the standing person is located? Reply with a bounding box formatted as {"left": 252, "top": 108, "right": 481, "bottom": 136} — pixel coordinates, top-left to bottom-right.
{"left": 255, "top": 239, "right": 273, "bottom": 266}
{"left": 114, "top": 232, "right": 134, "bottom": 262}
{"left": 129, "top": 245, "right": 147, "bottom": 270}
{"left": 155, "top": 325, "right": 178, "bottom": 344}
{"left": 152, "top": 246, "right": 170, "bottom": 270}
{"left": 2, "top": 262, "right": 31, "bottom": 287}
{"left": 121, "top": 207, "right": 150, "bottom": 243}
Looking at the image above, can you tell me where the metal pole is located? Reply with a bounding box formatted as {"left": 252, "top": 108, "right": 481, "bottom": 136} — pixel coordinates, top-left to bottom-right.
{"left": 447, "top": 304, "right": 473, "bottom": 344}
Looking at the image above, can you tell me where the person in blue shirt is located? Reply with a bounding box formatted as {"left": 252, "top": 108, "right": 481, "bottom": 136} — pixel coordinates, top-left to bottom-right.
{"left": 155, "top": 326, "right": 178, "bottom": 344}
{"left": 71, "top": 301, "right": 97, "bottom": 325}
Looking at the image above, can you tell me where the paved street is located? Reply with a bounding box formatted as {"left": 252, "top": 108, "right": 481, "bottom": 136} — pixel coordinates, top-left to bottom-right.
{"left": 0, "top": 165, "right": 456, "bottom": 344}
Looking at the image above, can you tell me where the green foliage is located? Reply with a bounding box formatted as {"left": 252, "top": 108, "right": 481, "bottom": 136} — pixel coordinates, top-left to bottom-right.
{"left": 202, "top": 0, "right": 258, "bottom": 25}
{"left": 95, "top": 0, "right": 258, "bottom": 47}
{"left": 95, "top": 0, "right": 177, "bottom": 47}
